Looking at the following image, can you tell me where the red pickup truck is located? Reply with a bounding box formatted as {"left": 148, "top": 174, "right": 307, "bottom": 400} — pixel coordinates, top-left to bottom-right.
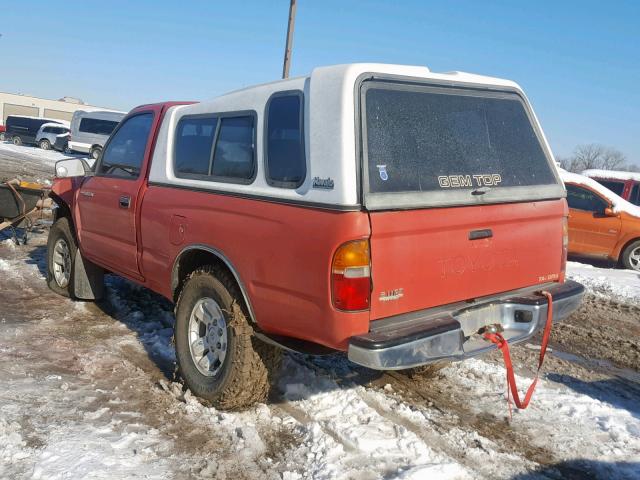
{"left": 48, "top": 64, "right": 584, "bottom": 409}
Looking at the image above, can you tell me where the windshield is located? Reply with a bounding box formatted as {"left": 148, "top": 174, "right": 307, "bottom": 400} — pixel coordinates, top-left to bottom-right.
{"left": 362, "top": 81, "right": 561, "bottom": 208}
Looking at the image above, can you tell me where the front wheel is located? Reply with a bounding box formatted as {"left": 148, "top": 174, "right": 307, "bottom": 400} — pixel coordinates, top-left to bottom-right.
{"left": 174, "top": 266, "right": 281, "bottom": 410}
{"left": 12, "top": 136, "right": 22, "bottom": 146}
{"left": 621, "top": 240, "right": 640, "bottom": 271}
{"left": 47, "top": 218, "right": 77, "bottom": 297}
{"left": 39, "top": 139, "right": 51, "bottom": 150}
{"left": 0, "top": 132, "right": 5, "bottom": 141}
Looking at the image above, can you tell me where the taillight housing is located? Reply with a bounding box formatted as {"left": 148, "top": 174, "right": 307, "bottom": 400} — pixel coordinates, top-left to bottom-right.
{"left": 331, "top": 239, "right": 371, "bottom": 311}
{"left": 560, "top": 216, "right": 568, "bottom": 282}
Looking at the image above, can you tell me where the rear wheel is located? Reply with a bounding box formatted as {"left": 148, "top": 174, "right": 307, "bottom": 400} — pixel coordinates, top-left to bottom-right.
{"left": 621, "top": 240, "right": 640, "bottom": 272}
{"left": 90, "top": 146, "right": 101, "bottom": 160}
{"left": 12, "top": 136, "right": 22, "bottom": 146}
{"left": 39, "top": 139, "right": 51, "bottom": 150}
{"left": 47, "top": 218, "right": 76, "bottom": 297}
{"left": 174, "top": 266, "right": 281, "bottom": 409}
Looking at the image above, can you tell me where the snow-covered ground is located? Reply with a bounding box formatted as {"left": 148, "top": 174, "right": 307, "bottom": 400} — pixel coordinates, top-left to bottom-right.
{"left": 568, "top": 260, "right": 640, "bottom": 304}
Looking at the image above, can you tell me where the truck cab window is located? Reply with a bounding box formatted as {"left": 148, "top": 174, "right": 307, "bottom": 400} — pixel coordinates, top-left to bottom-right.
{"left": 265, "top": 93, "right": 305, "bottom": 188}
{"left": 597, "top": 180, "right": 625, "bottom": 196}
{"left": 99, "top": 113, "right": 153, "bottom": 178}
{"left": 630, "top": 184, "right": 640, "bottom": 206}
{"left": 565, "top": 184, "right": 608, "bottom": 213}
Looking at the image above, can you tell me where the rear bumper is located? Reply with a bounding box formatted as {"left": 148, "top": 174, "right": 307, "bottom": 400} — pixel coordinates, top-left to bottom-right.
{"left": 347, "top": 280, "right": 585, "bottom": 370}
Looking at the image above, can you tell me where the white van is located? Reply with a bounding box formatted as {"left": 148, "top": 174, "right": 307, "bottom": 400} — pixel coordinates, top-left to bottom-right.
{"left": 69, "top": 110, "right": 126, "bottom": 159}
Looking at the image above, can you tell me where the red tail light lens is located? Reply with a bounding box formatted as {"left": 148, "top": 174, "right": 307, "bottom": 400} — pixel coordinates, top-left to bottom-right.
{"left": 331, "top": 239, "right": 371, "bottom": 311}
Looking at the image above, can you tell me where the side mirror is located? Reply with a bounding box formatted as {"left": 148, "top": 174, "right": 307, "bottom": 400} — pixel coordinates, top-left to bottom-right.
{"left": 55, "top": 158, "right": 91, "bottom": 178}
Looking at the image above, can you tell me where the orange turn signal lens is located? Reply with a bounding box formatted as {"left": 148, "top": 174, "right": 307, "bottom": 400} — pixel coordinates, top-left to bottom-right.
{"left": 332, "top": 240, "right": 371, "bottom": 311}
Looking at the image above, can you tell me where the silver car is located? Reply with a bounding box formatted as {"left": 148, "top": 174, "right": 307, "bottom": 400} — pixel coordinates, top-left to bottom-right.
{"left": 36, "top": 123, "right": 70, "bottom": 150}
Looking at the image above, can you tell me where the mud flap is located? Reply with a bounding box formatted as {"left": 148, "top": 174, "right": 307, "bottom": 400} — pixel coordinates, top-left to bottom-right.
{"left": 73, "top": 249, "right": 104, "bottom": 300}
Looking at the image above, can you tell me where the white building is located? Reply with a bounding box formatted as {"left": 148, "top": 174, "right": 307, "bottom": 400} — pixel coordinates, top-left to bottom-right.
{"left": 0, "top": 92, "right": 119, "bottom": 125}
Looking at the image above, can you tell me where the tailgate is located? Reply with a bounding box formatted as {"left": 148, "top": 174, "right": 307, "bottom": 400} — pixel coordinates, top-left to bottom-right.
{"left": 368, "top": 200, "right": 565, "bottom": 320}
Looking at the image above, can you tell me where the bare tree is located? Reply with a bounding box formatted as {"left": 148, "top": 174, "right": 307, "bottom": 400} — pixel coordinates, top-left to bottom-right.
{"left": 560, "top": 144, "right": 628, "bottom": 172}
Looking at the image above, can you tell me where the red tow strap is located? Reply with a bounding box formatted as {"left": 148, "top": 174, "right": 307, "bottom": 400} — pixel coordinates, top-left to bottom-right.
{"left": 483, "top": 291, "right": 554, "bottom": 418}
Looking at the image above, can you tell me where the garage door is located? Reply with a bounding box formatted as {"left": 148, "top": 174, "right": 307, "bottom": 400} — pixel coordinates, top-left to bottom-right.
{"left": 3, "top": 103, "right": 39, "bottom": 123}
{"left": 43, "top": 108, "right": 74, "bottom": 122}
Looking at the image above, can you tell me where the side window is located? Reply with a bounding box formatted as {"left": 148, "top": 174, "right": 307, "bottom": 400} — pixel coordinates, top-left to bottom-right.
{"left": 265, "top": 93, "right": 305, "bottom": 188}
{"left": 175, "top": 117, "right": 218, "bottom": 177}
{"left": 566, "top": 184, "right": 608, "bottom": 213}
{"left": 211, "top": 116, "right": 255, "bottom": 181}
{"left": 597, "top": 180, "right": 625, "bottom": 196}
{"left": 630, "top": 184, "right": 640, "bottom": 206}
{"left": 98, "top": 113, "right": 153, "bottom": 179}
{"left": 43, "top": 127, "right": 53, "bottom": 133}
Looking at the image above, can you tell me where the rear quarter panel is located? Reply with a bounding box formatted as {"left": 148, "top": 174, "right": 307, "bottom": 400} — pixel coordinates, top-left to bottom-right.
{"left": 140, "top": 186, "right": 371, "bottom": 350}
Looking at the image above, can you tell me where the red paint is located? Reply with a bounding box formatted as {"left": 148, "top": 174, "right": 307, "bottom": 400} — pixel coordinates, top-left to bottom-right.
{"left": 367, "top": 200, "right": 567, "bottom": 320}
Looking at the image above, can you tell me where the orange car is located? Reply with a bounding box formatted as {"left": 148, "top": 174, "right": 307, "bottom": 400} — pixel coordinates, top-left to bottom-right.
{"left": 561, "top": 170, "right": 640, "bottom": 271}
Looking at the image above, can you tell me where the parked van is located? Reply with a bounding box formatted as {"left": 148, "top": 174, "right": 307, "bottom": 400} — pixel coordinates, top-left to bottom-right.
{"left": 582, "top": 169, "right": 640, "bottom": 206}
{"left": 68, "top": 110, "right": 126, "bottom": 159}
{"left": 35, "top": 123, "right": 70, "bottom": 150}
{"left": 49, "top": 64, "right": 584, "bottom": 408}
{"left": 4, "top": 115, "right": 67, "bottom": 146}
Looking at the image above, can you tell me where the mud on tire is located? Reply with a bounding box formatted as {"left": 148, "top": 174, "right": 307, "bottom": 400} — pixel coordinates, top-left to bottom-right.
{"left": 174, "top": 266, "right": 281, "bottom": 410}
{"left": 46, "top": 217, "right": 77, "bottom": 298}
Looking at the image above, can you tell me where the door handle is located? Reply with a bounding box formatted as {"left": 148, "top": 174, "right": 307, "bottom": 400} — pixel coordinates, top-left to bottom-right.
{"left": 119, "top": 196, "right": 131, "bottom": 208}
{"left": 80, "top": 191, "right": 94, "bottom": 198}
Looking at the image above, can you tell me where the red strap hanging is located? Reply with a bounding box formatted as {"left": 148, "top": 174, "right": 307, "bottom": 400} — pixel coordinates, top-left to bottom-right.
{"left": 483, "top": 291, "right": 554, "bottom": 417}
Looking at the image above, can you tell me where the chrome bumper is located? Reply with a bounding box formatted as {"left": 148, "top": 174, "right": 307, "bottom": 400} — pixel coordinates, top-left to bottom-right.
{"left": 347, "top": 280, "right": 585, "bottom": 370}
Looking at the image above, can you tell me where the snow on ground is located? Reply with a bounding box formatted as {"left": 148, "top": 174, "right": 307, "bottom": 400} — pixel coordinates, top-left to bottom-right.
{"left": 0, "top": 141, "right": 75, "bottom": 167}
{"left": 1, "top": 221, "right": 640, "bottom": 475}
{"left": 567, "top": 260, "right": 640, "bottom": 304}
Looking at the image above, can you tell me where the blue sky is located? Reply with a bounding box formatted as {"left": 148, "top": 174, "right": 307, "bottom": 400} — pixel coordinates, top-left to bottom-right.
{"left": 1, "top": 0, "right": 638, "bottom": 161}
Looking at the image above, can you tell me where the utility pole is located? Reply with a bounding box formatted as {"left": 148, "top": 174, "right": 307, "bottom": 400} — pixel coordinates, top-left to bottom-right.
{"left": 282, "top": 0, "right": 297, "bottom": 79}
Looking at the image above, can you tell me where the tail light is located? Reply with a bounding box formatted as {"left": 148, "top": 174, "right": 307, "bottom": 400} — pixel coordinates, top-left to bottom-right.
{"left": 560, "top": 216, "right": 569, "bottom": 282}
{"left": 332, "top": 239, "right": 371, "bottom": 311}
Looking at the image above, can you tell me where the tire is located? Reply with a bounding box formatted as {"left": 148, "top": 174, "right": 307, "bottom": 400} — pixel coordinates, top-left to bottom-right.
{"left": 0, "top": 132, "right": 5, "bottom": 141}
{"left": 47, "top": 217, "right": 77, "bottom": 298}
{"left": 12, "top": 136, "right": 22, "bottom": 146}
{"left": 174, "top": 266, "right": 281, "bottom": 410}
{"left": 401, "top": 362, "right": 446, "bottom": 379}
{"left": 621, "top": 240, "right": 640, "bottom": 272}
{"left": 39, "top": 139, "right": 51, "bottom": 150}
{"left": 90, "top": 147, "right": 101, "bottom": 160}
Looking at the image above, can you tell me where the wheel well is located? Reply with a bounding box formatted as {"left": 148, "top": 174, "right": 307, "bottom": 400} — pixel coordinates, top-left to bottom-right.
{"left": 91, "top": 144, "right": 102, "bottom": 152}
{"left": 49, "top": 192, "right": 71, "bottom": 222}
{"left": 172, "top": 248, "right": 254, "bottom": 321}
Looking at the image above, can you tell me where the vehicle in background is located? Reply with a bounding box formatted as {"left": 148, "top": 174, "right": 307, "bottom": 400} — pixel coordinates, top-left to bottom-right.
{"left": 47, "top": 64, "right": 584, "bottom": 409}
{"left": 0, "top": 124, "right": 5, "bottom": 141}
{"left": 581, "top": 169, "right": 640, "bottom": 206}
{"left": 36, "top": 123, "right": 71, "bottom": 150}
{"left": 68, "top": 110, "right": 126, "bottom": 160}
{"left": 4, "top": 115, "right": 67, "bottom": 146}
{"left": 561, "top": 169, "right": 640, "bottom": 271}
{"left": 53, "top": 132, "right": 70, "bottom": 153}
